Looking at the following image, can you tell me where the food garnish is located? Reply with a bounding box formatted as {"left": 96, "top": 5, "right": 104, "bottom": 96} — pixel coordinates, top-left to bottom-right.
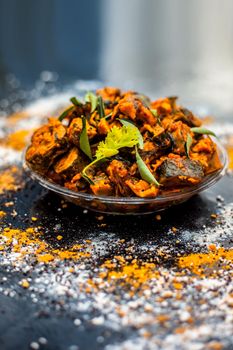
{"left": 79, "top": 117, "right": 93, "bottom": 160}
{"left": 191, "top": 127, "right": 216, "bottom": 137}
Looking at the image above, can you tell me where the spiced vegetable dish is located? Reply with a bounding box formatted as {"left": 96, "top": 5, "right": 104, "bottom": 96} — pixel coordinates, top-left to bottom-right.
{"left": 26, "top": 87, "right": 222, "bottom": 198}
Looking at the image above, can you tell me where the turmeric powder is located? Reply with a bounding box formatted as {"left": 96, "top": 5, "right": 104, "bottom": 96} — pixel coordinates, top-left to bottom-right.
{"left": 0, "top": 166, "right": 23, "bottom": 194}
{"left": 0, "top": 226, "right": 91, "bottom": 263}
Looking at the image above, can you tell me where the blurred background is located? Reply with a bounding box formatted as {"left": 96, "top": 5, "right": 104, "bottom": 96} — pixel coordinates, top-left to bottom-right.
{"left": 0, "top": 0, "right": 233, "bottom": 118}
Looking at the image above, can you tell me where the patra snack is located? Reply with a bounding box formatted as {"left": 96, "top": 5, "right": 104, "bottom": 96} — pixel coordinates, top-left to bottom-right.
{"left": 26, "top": 87, "right": 222, "bottom": 198}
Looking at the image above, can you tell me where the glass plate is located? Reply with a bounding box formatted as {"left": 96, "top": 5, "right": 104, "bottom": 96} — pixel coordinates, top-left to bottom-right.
{"left": 23, "top": 140, "right": 228, "bottom": 215}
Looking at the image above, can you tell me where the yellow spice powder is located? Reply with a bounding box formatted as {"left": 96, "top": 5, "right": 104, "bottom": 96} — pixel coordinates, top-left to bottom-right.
{"left": 4, "top": 129, "right": 30, "bottom": 151}
{"left": 0, "top": 227, "right": 91, "bottom": 263}
{"left": 178, "top": 248, "right": 233, "bottom": 276}
{"left": 0, "top": 166, "right": 23, "bottom": 194}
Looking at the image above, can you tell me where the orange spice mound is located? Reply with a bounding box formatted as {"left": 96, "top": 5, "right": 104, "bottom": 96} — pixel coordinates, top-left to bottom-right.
{"left": 0, "top": 166, "right": 23, "bottom": 194}
{"left": 178, "top": 248, "right": 233, "bottom": 276}
{"left": 0, "top": 227, "right": 91, "bottom": 263}
{"left": 98, "top": 257, "right": 160, "bottom": 290}
{"left": 4, "top": 129, "right": 30, "bottom": 151}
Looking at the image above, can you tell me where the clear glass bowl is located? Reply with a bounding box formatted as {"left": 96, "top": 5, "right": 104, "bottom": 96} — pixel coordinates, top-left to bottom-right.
{"left": 23, "top": 140, "right": 228, "bottom": 215}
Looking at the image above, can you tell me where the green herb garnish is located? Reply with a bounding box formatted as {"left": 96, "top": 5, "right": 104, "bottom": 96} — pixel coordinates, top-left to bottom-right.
{"left": 103, "top": 112, "right": 113, "bottom": 120}
{"left": 79, "top": 117, "right": 93, "bottom": 160}
{"left": 185, "top": 133, "right": 193, "bottom": 158}
{"left": 135, "top": 146, "right": 160, "bottom": 186}
{"left": 58, "top": 106, "right": 74, "bottom": 122}
{"left": 119, "top": 119, "right": 144, "bottom": 150}
{"left": 85, "top": 92, "right": 98, "bottom": 113}
{"left": 97, "top": 96, "right": 105, "bottom": 118}
{"left": 191, "top": 127, "right": 216, "bottom": 137}
{"left": 70, "top": 96, "right": 83, "bottom": 106}
{"left": 151, "top": 109, "right": 158, "bottom": 117}
{"left": 82, "top": 125, "right": 139, "bottom": 182}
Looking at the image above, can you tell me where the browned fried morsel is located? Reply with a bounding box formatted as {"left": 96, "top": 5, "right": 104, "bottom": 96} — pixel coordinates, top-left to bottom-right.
{"left": 106, "top": 160, "right": 132, "bottom": 196}
{"left": 54, "top": 147, "right": 88, "bottom": 178}
{"left": 125, "top": 179, "right": 159, "bottom": 198}
{"left": 158, "top": 156, "right": 204, "bottom": 187}
{"left": 67, "top": 117, "right": 97, "bottom": 146}
{"left": 26, "top": 118, "right": 67, "bottom": 172}
{"left": 90, "top": 174, "right": 113, "bottom": 196}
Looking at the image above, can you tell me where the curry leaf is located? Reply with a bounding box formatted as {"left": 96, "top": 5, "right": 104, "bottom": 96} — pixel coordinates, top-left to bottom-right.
{"left": 137, "top": 94, "right": 151, "bottom": 108}
{"left": 58, "top": 106, "right": 73, "bottom": 122}
{"left": 191, "top": 127, "right": 216, "bottom": 137}
{"left": 119, "top": 119, "right": 144, "bottom": 149}
{"left": 79, "top": 117, "right": 93, "bottom": 160}
{"left": 103, "top": 112, "right": 113, "bottom": 120}
{"left": 185, "top": 133, "right": 193, "bottom": 158}
{"left": 151, "top": 109, "right": 158, "bottom": 117}
{"left": 70, "top": 96, "right": 83, "bottom": 106}
{"left": 135, "top": 146, "right": 160, "bottom": 186}
{"left": 85, "top": 92, "right": 98, "bottom": 113}
{"left": 97, "top": 96, "right": 105, "bottom": 118}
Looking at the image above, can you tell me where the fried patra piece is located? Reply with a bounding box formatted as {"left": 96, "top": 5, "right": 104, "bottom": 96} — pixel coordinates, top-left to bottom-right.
{"left": 191, "top": 137, "right": 222, "bottom": 174}
{"left": 90, "top": 173, "right": 113, "bottom": 196}
{"left": 140, "top": 132, "right": 173, "bottom": 162}
{"left": 168, "top": 121, "right": 192, "bottom": 155}
{"left": 112, "top": 93, "right": 156, "bottom": 126}
{"left": 106, "top": 159, "right": 132, "bottom": 196}
{"left": 173, "top": 107, "right": 202, "bottom": 127}
{"left": 67, "top": 117, "right": 97, "bottom": 146}
{"left": 54, "top": 147, "right": 88, "bottom": 178}
{"left": 125, "top": 178, "right": 159, "bottom": 198}
{"left": 158, "top": 156, "right": 204, "bottom": 187}
{"left": 96, "top": 87, "right": 121, "bottom": 102}
{"left": 64, "top": 173, "right": 88, "bottom": 192}
{"left": 26, "top": 118, "right": 67, "bottom": 171}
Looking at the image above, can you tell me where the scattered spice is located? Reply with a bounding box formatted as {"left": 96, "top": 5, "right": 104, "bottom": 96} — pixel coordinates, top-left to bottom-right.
{"left": 178, "top": 248, "right": 233, "bottom": 276}
{"left": 0, "top": 166, "right": 23, "bottom": 194}
{"left": 3, "top": 129, "right": 30, "bottom": 151}
{"left": 0, "top": 211, "right": 6, "bottom": 219}
{"left": 20, "top": 279, "right": 30, "bottom": 289}
{"left": 0, "top": 227, "right": 91, "bottom": 263}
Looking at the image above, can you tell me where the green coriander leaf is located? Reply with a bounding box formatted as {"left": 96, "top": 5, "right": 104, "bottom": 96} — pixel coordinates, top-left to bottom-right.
{"left": 119, "top": 119, "right": 144, "bottom": 150}
{"left": 79, "top": 116, "right": 93, "bottom": 160}
{"left": 95, "top": 125, "right": 139, "bottom": 160}
{"left": 81, "top": 171, "right": 95, "bottom": 185}
{"left": 81, "top": 158, "right": 102, "bottom": 185}
{"left": 85, "top": 92, "right": 98, "bottom": 113}
{"left": 97, "top": 96, "right": 105, "bottom": 118}
{"left": 58, "top": 106, "right": 73, "bottom": 122}
{"left": 135, "top": 146, "right": 160, "bottom": 186}
{"left": 185, "top": 133, "right": 193, "bottom": 158}
{"left": 81, "top": 125, "right": 139, "bottom": 183}
{"left": 191, "top": 127, "right": 216, "bottom": 137}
